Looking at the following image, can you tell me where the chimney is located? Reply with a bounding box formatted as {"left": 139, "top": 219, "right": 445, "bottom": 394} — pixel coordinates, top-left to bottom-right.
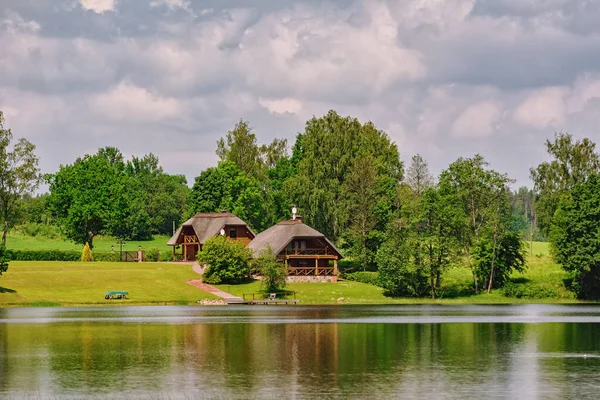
{"left": 292, "top": 205, "right": 297, "bottom": 220}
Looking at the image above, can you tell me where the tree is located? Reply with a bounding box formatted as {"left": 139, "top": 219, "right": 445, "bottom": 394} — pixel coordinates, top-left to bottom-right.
{"left": 81, "top": 242, "right": 93, "bottom": 262}
{"left": 252, "top": 247, "right": 287, "bottom": 292}
{"left": 190, "top": 161, "right": 267, "bottom": 231}
{"left": 343, "top": 155, "right": 379, "bottom": 271}
{"left": 46, "top": 148, "right": 129, "bottom": 247}
{"left": 199, "top": 235, "right": 252, "bottom": 284}
{"left": 406, "top": 154, "right": 434, "bottom": 196}
{"left": 438, "top": 155, "right": 517, "bottom": 292}
{"left": 0, "top": 245, "right": 8, "bottom": 279}
{"left": 473, "top": 232, "right": 526, "bottom": 291}
{"left": 550, "top": 174, "right": 600, "bottom": 299}
{"left": 286, "top": 110, "right": 403, "bottom": 243}
{"left": 0, "top": 112, "right": 42, "bottom": 247}
{"left": 530, "top": 132, "right": 600, "bottom": 236}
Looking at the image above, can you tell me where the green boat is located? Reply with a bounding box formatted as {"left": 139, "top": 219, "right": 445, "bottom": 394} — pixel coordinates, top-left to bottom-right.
{"left": 104, "top": 291, "right": 129, "bottom": 300}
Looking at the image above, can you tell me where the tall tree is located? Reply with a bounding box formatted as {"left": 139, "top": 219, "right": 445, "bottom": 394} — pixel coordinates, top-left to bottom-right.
{"left": 286, "top": 110, "right": 403, "bottom": 244}
{"left": 0, "top": 112, "right": 42, "bottom": 247}
{"left": 530, "top": 132, "right": 600, "bottom": 236}
{"left": 46, "top": 148, "right": 129, "bottom": 247}
{"left": 550, "top": 173, "right": 600, "bottom": 299}
{"left": 406, "top": 154, "right": 434, "bottom": 196}
{"left": 438, "top": 155, "right": 517, "bottom": 292}
{"left": 343, "top": 155, "right": 379, "bottom": 271}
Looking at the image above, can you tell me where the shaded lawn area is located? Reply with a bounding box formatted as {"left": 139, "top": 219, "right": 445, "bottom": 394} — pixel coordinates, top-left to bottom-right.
{"left": 0, "top": 261, "right": 217, "bottom": 306}
{"left": 5, "top": 234, "right": 172, "bottom": 253}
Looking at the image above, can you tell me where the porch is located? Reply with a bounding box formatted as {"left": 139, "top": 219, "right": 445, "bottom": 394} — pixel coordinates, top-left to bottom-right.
{"left": 283, "top": 253, "right": 338, "bottom": 276}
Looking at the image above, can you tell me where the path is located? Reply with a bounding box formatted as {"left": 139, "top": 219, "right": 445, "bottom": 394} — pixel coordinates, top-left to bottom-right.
{"left": 187, "top": 262, "right": 245, "bottom": 304}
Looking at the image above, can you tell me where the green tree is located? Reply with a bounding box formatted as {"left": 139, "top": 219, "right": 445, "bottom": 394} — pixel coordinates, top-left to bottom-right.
{"left": 550, "top": 173, "right": 600, "bottom": 299}
{"left": 438, "top": 155, "right": 516, "bottom": 292}
{"left": 191, "top": 161, "right": 267, "bottom": 231}
{"left": 0, "top": 111, "right": 42, "bottom": 247}
{"left": 0, "top": 245, "right": 8, "bottom": 278}
{"left": 199, "top": 235, "right": 252, "bottom": 284}
{"left": 343, "top": 155, "right": 379, "bottom": 271}
{"left": 530, "top": 132, "right": 600, "bottom": 236}
{"left": 46, "top": 148, "right": 129, "bottom": 247}
{"left": 253, "top": 247, "right": 287, "bottom": 292}
{"left": 286, "top": 110, "right": 403, "bottom": 243}
{"left": 473, "top": 232, "right": 526, "bottom": 291}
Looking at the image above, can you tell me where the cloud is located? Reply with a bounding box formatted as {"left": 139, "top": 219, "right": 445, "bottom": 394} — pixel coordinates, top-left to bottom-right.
{"left": 3, "top": 0, "right": 600, "bottom": 188}
{"left": 514, "top": 87, "right": 567, "bottom": 129}
{"left": 92, "top": 81, "right": 181, "bottom": 122}
{"left": 80, "top": 0, "right": 116, "bottom": 14}
{"left": 452, "top": 101, "right": 503, "bottom": 138}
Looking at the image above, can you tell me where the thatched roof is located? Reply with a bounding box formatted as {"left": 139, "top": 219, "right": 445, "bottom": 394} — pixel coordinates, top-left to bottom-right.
{"left": 167, "top": 212, "right": 254, "bottom": 246}
{"left": 247, "top": 219, "right": 343, "bottom": 258}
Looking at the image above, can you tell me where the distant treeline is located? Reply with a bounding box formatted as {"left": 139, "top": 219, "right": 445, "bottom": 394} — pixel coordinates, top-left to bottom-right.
{"left": 3, "top": 109, "right": 600, "bottom": 298}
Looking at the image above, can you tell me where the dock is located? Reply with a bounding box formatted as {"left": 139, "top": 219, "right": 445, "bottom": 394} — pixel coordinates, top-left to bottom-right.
{"left": 224, "top": 292, "right": 300, "bottom": 305}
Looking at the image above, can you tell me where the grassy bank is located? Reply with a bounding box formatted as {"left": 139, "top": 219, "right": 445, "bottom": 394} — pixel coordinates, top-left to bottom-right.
{"left": 5, "top": 233, "right": 172, "bottom": 253}
{"left": 0, "top": 261, "right": 217, "bottom": 307}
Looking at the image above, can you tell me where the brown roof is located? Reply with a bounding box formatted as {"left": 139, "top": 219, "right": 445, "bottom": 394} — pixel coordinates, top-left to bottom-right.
{"left": 167, "top": 212, "right": 255, "bottom": 246}
{"left": 247, "top": 219, "right": 343, "bottom": 258}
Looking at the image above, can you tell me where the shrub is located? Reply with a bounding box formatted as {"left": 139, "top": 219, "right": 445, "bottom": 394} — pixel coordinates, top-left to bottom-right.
{"left": 198, "top": 236, "right": 252, "bottom": 284}
{"left": 3, "top": 250, "right": 80, "bottom": 261}
{"left": 252, "top": 247, "right": 286, "bottom": 292}
{"left": 81, "top": 242, "right": 93, "bottom": 262}
{"left": 17, "top": 223, "right": 62, "bottom": 240}
{"left": 92, "top": 252, "right": 120, "bottom": 262}
{"left": 502, "top": 282, "right": 561, "bottom": 299}
{"left": 344, "top": 271, "right": 381, "bottom": 286}
{"left": 0, "top": 246, "right": 8, "bottom": 278}
{"left": 145, "top": 248, "right": 161, "bottom": 262}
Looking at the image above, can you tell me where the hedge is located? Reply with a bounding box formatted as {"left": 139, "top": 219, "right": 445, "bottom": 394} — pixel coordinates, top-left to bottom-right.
{"left": 4, "top": 250, "right": 81, "bottom": 261}
{"left": 344, "top": 271, "right": 381, "bottom": 286}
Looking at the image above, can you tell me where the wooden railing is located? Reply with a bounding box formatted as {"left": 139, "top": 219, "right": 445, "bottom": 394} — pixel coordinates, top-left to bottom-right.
{"left": 242, "top": 292, "right": 297, "bottom": 301}
{"left": 283, "top": 248, "right": 330, "bottom": 256}
{"left": 287, "top": 267, "right": 335, "bottom": 276}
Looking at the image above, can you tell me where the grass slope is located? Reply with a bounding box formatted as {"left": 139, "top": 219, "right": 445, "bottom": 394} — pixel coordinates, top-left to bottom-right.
{"left": 0, "top": 261, "right": 217, "bottom": 307}
{"left": 5, "top": 233, "right": 172, "bottom": 253}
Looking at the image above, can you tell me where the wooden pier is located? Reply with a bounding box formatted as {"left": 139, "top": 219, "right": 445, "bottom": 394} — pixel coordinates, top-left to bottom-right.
{"left": 224, "top": 292, "right": 299, "bottom": 305}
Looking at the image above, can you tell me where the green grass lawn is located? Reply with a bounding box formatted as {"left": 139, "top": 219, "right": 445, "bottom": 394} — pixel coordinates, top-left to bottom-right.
{"left": 216, "top": 242, "right": 577, "bottom": 304}
{"left": 5, "top": 233, "right": 172, "bottom": 253}
{"left": 0, "top": 261, "right": 217, "bottom": 307}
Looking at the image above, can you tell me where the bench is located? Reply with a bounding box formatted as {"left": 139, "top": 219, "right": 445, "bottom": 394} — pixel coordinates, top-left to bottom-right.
{"left": 105, "top": 291, "right": 129, "bottom": 300}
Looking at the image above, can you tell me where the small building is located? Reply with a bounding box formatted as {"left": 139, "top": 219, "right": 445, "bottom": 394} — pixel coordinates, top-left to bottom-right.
{"left": 248, "top": 215, "right": 343, "bottom": 281}
{"left": 167, "top": 211, "right": 255, "bottom": 261}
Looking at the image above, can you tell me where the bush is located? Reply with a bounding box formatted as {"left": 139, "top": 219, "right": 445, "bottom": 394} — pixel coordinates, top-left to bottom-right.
{"left": 0, "top": 246, "right": 8, "bottom": 278}
{"left": 81, "top": 242, "right": 93, "bottom": 262}
{"left": 16, "top": 223, "right": 62, "bottom": 240}
{"left": 252, "top": 247, "right": 286, "bottom": 292}
{"left": 344, "top": 271, "right": 381, "bottom": 286}
{"left": 145, "top": 248, "right": 161, "bottom": 262}
{"left": 92, "top": 252, "right": 120, "bottom": 262}
{"left": 3, "top": 249, "right": 81, "bottom": 261}
{"left": 502, "top": 282, "right": 561, "bottom": 299}
{"left": 198, "top": 236, "right": 252, "bottom": 284}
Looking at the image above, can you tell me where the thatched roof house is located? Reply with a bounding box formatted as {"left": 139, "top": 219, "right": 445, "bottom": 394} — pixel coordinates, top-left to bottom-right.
{"left": 248, "top": 216, "right": 343, "bottom": 278}
{"left": 168, "top": 211, "right": 255, "bottom": 261}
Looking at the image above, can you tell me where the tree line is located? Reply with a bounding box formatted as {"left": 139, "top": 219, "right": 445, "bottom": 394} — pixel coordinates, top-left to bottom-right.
{"left": 2, "top": 109, "right": 600, "bottom": 298}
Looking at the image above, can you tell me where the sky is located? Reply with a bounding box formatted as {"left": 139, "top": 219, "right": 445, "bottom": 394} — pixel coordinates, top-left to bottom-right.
{"left": 2, "top": 0, "right": 600, "bottom": 190}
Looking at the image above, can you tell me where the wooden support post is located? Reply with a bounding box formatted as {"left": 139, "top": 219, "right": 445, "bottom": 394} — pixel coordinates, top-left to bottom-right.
{"left": 173, "top": 246, "right": 175, "bottom": 261}
{"left": 334, "top": 258, "right": 338, "bottom": 275}
{"left": 285, "top": 258, "right": 288, "bottom": 275}
{"left": 183, "top": 244, "right": 187, "bottom": 261}
{"left": 315, "top": 258, "right": 319, "bottom": 276}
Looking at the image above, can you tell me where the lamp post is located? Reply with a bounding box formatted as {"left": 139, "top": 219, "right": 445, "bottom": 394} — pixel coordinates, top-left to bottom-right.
{"left": 117, "top": 240, "right": 125, "bottom": 262}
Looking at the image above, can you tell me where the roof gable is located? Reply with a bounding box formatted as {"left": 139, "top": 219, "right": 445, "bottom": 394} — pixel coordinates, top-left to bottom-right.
{"left": 167, "top": 212, "right": 255, "bottom": 245}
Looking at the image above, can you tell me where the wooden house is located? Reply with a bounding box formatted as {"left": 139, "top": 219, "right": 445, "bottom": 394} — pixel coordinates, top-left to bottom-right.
{"left": 248, "top": 215, "right": 343, "bottom": 280}
{"left": 167, "top": 211, "right": 255, "bottom": 261}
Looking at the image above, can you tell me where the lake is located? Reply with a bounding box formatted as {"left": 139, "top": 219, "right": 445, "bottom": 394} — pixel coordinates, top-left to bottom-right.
{"left": 1, "top": 304, "right": 599, "bottom": 399}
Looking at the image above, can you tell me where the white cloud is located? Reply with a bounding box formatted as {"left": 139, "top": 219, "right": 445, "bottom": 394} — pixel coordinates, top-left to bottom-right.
{"left": 451, "top": 100, "right": 503, "bottom": 138}
{"left": 258, "top": 98, "right": 303, "bottom": 115}
{"left": 80, "top": 0, "right": 115, "bottom": 14}
{"left": 92, "top": 82, "right": 181, "bottom": 122}
{"left": 514, "top": 87, "right": 567, "bottom": 129}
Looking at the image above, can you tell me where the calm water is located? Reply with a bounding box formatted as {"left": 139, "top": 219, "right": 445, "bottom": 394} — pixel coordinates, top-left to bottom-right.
{"left": 1, "top": 305, "right": 600, "bottom": 399}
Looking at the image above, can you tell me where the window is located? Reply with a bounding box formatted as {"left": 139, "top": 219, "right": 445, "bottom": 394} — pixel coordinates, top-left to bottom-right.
{"left": 229, "top": 227, "right": 237, "bottom": 239}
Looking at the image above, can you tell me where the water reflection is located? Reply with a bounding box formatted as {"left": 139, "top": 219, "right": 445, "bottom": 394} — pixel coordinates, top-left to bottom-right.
{"left": 0, "top": 305, "right": 599, "bottom": 399}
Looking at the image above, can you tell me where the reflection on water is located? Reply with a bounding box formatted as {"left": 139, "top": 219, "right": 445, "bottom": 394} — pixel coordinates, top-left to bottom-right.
{"left": 0, "top": 305, "right": 599, "bottom": 399}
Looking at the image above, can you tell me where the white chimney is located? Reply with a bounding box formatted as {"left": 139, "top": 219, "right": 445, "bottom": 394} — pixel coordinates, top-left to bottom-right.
{"left": 292, "top": 206, "right": 297, "bottom": 220}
